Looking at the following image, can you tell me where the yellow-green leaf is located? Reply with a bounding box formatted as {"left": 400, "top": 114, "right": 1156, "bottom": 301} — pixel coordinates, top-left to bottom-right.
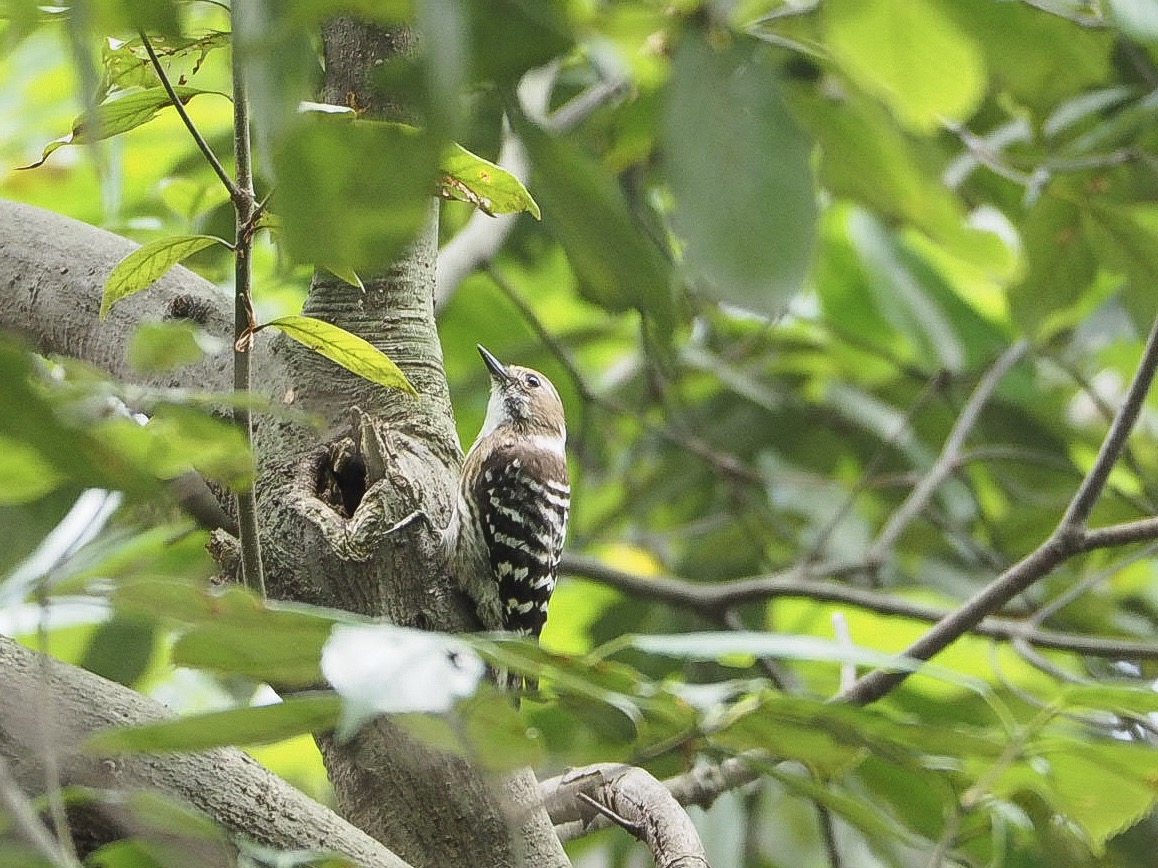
{"left": 323, "top": 263, "right": 365, "bottom": 292}
{"left": 262, "top": 316, "right": 417, "bottom": 394}
{"left": 85, "top": 694, "right": 342, "bottom": 753}
{"left": 20, "top": 85, "right": 213, "bottom": 170}
{"left": 823, "top": 0, "right": 986, "bottom": 133}
{"left": 440, "top": 143, "right": 541, "bottom": 219}
{"left": 102, "top": 235, "right": 228, "bottom": 318}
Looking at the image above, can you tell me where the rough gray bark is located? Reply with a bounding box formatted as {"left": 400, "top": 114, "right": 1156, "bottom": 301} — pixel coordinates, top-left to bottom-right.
{"left": 0, "top": 19, "right": 571, "bottom": 860}
{"left": 541, "top": 764, "right": 711, "bottom": 868}
{"left": 0, "top": 633, "right": 411, "bottom": 867}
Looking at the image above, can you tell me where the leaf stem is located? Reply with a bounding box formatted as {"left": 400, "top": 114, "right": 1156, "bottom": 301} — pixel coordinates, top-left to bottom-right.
{"left": 230, "top": 13, "right": 266, "bottom": 598}
{"left": 138, "top": 31, "right": 242, "bottom": 205}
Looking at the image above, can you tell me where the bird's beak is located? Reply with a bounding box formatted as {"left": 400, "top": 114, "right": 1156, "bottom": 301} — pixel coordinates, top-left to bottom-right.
{"left": 477, "top": 345, "right": 511, "bottom": 382}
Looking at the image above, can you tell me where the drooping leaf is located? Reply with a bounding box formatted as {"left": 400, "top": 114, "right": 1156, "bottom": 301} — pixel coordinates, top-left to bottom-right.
{"left": 102, "top": 235, "right": 229, "bottom": 318}
{"left": 322, "top": 263, "right": 365, "bottom": 293}
{"left": 440, "top": 142, "right": 540, "bottom": 218}
{"left": 260, "top": 316, "right": 418, "bottom": 395}
{"left": 515, "top": 116, "right": 674, "bottom": 329}
{"left": 85, "top": 694, "right": 342, "bottom": 753}
{"left": 664, "top": 31, "right": 816, "bottom": 317}
{"left": 172, "top": 606, "right": 338, "bottom": 688}
{"left": 20, "top": 86, "right": 215, "bottom": 170}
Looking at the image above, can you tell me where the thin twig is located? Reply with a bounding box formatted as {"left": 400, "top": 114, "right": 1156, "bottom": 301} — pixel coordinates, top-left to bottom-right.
{"left": 229, "top": 11, "right": 266, "bottom": 597}
{"left": 816, "top": 801, "right": 845, "bottom": 868}
{"left": 575, "top": 791, "right": 642, "bottom": 836}
{"left": 1062, "top": 316, "right": 1158, "bottom": 530}
{"left": 138, "top": 31, "right": 241, "bottom": 205}
{"left": 805, "top": 371, "right": 948, "bottom": 563}
{"left": 869, "top": 341, "right": 1029, "bottom": 560}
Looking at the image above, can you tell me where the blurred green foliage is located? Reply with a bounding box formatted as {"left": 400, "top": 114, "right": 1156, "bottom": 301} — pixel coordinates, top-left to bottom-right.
{"left": 6, "top": 0, "right": 1158, "bottom": 866}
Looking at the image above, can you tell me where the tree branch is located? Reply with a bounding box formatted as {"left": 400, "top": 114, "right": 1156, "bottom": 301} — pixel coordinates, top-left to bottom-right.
{"left": 0, "top": 635, "right": 413, "bottom": 867}
{"left": 1062, "top": 316, "right": 1158, "bottom": 530}
{"left": 137, "top": 32, "right": 241, "bottom": 205}
{"left": 542, "top": 764, "right": 711, "bottom": 866}
{"left": 868, "top": 341, "right": 1028, "bottom": 560}
{"left": 841, "top": 317, "right": 1158, "bottom": 705}
{"left": 560, "top": 552, "right": 1158, "bottom": 660}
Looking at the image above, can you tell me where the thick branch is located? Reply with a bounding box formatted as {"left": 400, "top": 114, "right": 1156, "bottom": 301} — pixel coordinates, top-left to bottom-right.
{"left": 542, "top": 764, "right": 711, "bottom": 867}
{"left": 0, "top": 635, "right": 411, "bottom": 867}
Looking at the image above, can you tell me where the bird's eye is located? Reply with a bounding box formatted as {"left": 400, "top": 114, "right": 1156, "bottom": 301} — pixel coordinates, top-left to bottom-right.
{"left": 526, "top": 374, "right": 541, "bottom": 388}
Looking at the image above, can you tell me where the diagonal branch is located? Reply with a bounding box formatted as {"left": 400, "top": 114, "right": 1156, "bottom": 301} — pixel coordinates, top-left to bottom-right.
{"left": 137, "top": 32, "right": 242, "bottom": 206}
{"left": 841, "top": 317, "right": 1158, "bottom": 705}
{"left": 1061, "top": 316, "right": 1158, "bottom": 530}
{"left": 868, "top": 341, "right": 1028, "bottom": 560}
{"left": 0, "top": 635, "right": 412, "bottom": 867}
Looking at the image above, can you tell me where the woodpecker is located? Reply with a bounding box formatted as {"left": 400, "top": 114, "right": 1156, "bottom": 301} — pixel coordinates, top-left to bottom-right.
{"left": 452, "top": 345, "right": 570, "bottom": 640}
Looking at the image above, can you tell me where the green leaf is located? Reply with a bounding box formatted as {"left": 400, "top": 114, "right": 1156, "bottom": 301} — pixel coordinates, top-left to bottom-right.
{"left": 515, "top": 116, "right": 674, "bottom": 329}
{"left": 86, "top": 694, "right": 342, "bottom": 753}
{"left": 846, "top": 210, "right": 966, "bottom": 372}
{"left": 823, "top": 0, "right": 986, "bottom": 132}
{"left": 459, "top": 691, "right": 545, "bottom": 770}
{"left": 1083, "top": 204, "right": 1158, "bottom": 327}
{"left": 102, "top": 235, "right": 229, "bottom": 318}
{"left": 1009, "top": 196, "right": 1099, "bottom": 339}
{"left": 0, "top": 435, "right": 64, "bottom": 504}
{"left": 172, "top": 606, "right": 337, "bottom": 688}
{"left": 322, "top": 263, "right": 365, "bottom": 293}
{"left": 261, "top": 316, "right": 418, "bottom": 394}
{"left": 114, "top": 580, "right": 361, "bottom": 686}
{"left": 993, "top": 741, "right": 1158, "bottom": 856}
{"left": 440, "top": 143, "right": 540, "bottom": 218}
{"left": 273, "top": 116, "right": 437, "bottom": 272}
{"left": 80, "top": 618, "right": 156, "bottom": 688}
{"left": 19, "top": 86, "right": 213, "bottom": 170}
{"left": 664, "top": 32, "right": 816, "bottom": 317}
{"left": 95, "top": 405, "right": 253, "bottom": 490}
{"left": 128, "top": 321, "right": 221, "bottom": 373}
{"left": 464, "top": 0, "right": 572, "bottom": 86}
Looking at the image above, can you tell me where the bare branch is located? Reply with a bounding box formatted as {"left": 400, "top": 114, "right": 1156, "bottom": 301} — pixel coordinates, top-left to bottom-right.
{"left": 868, "top": 341, "right": 1028, "bottom": 560}
{"left": 841, "top": 317, "right": 1158, "bottom": 705}
{"left": 1063, "top": 315, "right": 1158, "bottom": 529}
{"left": 543, "top": 764, "right": 712, "bottom": 866}
{"left": 560, "top": 552, "right": 1158, "bottom": 660}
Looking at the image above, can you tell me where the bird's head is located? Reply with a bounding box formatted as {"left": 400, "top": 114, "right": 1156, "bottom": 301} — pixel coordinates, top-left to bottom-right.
{"left": 476, "top": 345, "right": 566, "bottom": 442}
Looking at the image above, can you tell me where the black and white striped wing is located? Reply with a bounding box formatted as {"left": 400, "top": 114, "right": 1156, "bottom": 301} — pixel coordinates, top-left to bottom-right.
{"left": 472, "top": 446, "right": 570, "bottom": 637}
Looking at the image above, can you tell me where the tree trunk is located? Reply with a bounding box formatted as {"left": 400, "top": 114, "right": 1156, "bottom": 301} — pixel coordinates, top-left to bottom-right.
{"left": 0, "top": 18, "right": 570, "bottom": 866}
